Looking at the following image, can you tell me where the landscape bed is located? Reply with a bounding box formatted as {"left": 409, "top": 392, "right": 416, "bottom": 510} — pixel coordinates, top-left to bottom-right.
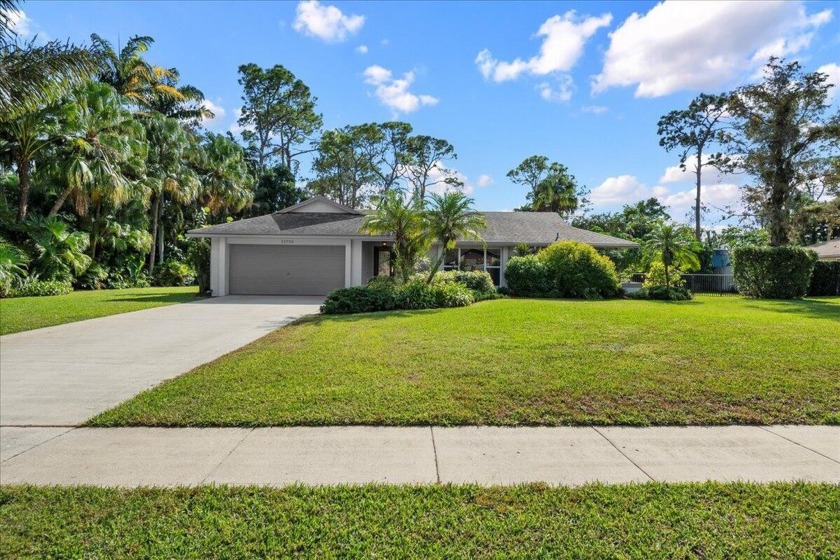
{"left": 0, "top": 286, "right": 200, "bottom": 335}
{"left": 89, "top": 296, "right": 840, "bottom": 427}
{"left": 1, "top": 483, "right": 837, "bottom": 558}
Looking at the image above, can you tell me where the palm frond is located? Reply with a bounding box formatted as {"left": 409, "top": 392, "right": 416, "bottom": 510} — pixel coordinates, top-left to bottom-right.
{"left": 0, "top": 39, "right": 99, "bottom": 122}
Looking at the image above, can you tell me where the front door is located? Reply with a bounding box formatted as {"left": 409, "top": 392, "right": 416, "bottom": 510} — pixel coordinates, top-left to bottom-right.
{"left": 374, "top": 246, "right": 395, "bottom": 277}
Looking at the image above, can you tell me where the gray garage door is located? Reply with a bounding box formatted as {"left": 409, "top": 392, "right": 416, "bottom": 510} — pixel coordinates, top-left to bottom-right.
{"left": 228, "top": 244, "right": 345, "bottom": 295}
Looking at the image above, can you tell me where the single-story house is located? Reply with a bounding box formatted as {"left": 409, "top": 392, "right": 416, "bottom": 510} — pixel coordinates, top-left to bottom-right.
{"left": 807, "top": 239, "right": 840, "bottom": 261}
{"left": 187, "top": 196, "right": 639, "bottom": 296}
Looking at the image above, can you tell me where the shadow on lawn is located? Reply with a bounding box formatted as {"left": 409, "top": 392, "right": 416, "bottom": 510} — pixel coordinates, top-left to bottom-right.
{"left": 307, "top": 307, "right": 445, "bottom": 325}
{"left": 743, "top": 298, "right": 840, "bottom": 322}
{"left": 103, "top": 293, "right": 204, "bottom": 305}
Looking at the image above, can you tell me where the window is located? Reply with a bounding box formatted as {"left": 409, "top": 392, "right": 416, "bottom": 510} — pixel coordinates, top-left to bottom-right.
{"left": 440, "top": 247, "right": 503, "bottom": 286}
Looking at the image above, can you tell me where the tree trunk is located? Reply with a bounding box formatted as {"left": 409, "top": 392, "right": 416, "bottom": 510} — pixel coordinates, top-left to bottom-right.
{"left": 664, "top": 263, "right": 670, "bottom": 288}
{"left": 158, "top": 217, "right": 165, "bottom": 264}
{"left": 694, "top": 149, "right": 702, "bottom": 242}
{"left": 90, "top": 203, "right": 101, "bottom": 259}
{"left": 148, "top": 194, "right": 160, "bottom": 275}
{"left": 16, "top": 157, "right": 31, "bottom": 223}
{"left": 48, "top": 185, "right": 74, "bottom": 217}
{"left": 426, "top": 251, "right": 444, "bottom": 284}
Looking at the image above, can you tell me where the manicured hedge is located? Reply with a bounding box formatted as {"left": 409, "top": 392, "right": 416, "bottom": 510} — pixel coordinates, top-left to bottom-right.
{"left": 733, "top": 246, "right": 817, "bottom": 299}
{"left": 321, "top": 271, "right": 496, "bottom": 314}
{"left": 629, "top": 285, "right": 693, "bottom": 301}
{"left": 10, "top": 279, "right": 73, "bottom": 298}
{"left": 506, "top": 241, "right": 621, "bottom": 300}
{"left": 809, "top": 260, "right": 840, "bottom": 296}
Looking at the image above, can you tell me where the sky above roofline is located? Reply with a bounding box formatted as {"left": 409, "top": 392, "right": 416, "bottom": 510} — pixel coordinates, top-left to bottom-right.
{"left": 16, "top": 0, "right": 840, "bottom": 228}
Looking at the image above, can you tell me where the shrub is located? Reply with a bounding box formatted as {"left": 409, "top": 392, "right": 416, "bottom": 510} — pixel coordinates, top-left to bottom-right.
{"left": 429, "top": 281, "right": 474, "bottom": 308}
{"left": 77, "top": 263, "right": 110, "bottom": 290}
{"left": 629, "top": 285, "right": 693, "bottom": 301}
{"left": 321, "top": 276, "right": 474, "bottom": 314}
{"left": 321, "top": 282, "right": 399, "bottom": 314}
{"left": 153, "top": 259, "right": 196, "bottom": 287}
{"left": 809, "top": 260, "right": 840, "bottom": 296}
{"left": 506, "top": 241, "right": 621, "bottom": 299}
{"left": 505, "top": 254, "right": 552, "bottom": 297}
{"left": 432, "top": 270, "right": 495, "bottom": 294}
{"left": 11, "top": 279, "right": 73, "bottom": 297}
{"left": 733, "top": 246, "right": 817, "bottom": 299}
{"left": 394, "top": 279, "right": 440, "bottom": 310}
{"left": 643, "top": 261, "right": 686, "bottom": 288}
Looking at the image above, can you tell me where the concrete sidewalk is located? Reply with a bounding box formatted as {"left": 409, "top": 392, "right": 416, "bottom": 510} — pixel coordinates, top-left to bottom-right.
{"left": 1, "top": 425, "right": 837, "bottom": 487}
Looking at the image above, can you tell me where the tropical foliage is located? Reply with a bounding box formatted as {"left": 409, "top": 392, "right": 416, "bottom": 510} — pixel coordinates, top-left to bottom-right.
{"left": 644, "top": 223, "right": 700, "bottom": 288}
{"left": 424, "top": 192, "right": 486, "bottom": 283}
{"left": 0, "top": 23, "right": 253, "bottom": 295}
{"left": 505, "top": 241, "right": 621, "bottom": 300}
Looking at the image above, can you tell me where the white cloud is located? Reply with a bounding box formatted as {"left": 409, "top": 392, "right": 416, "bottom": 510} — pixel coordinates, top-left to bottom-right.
{"left": 363, "top": 65, "right": 439, "bottom": 114}
{"left": 581, "top": 105, "right": 608, "bottom": 114}
{"left": 476, "top": 174, "right": 493, "bottom": 187}
{"left": 817, "top": 62, "right": 840, "bottom": 103}
{"left": 590, "top": 175, "right": 649, "bottom": 206}
{"left": 3, "top": 9, "right": 31, "bottom": 37}
{"left": 591, "top": 171, "right": 743, "bottom": 219}
{"left": 426, "top": 167, "right": 474, "bottom": 196}
{"left": 293, "top": 0, "right": 364, "bottom": 43}
{"left": 593, "top": 1, "right": 833, "bottom": 97}
{"left": 356, "top": 44, "right": 368, "bottom": 54}
{"left": 200, "top": 99, "right": 226, "bottom": 127}
{"left": 476, "top": 11, "right": 612, "bottom": 82}
{"left": 659, "top": 183, "right": 740, "bottom": 210}
{"left": 658, "top": 156, "right": 731, "bottom": 186}
{"left": 537, "top": 75, "right": 575, "bottom": 102}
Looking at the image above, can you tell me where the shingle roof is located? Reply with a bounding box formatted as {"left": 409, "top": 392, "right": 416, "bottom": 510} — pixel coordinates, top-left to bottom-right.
{"left": 188, "top": 210, "right": 638, "bottom": 248}
{"left": 807, "top": 239, "right": 840, "bottom": 260}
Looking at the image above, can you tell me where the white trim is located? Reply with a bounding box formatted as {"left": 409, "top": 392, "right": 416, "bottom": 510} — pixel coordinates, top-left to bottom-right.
{"left": 225, "top": 236, "right": 353, "bottom": 246}
{"left": 351, "top": 239, "right": 363, "bottom": 286}
{"left": 344, "top": 240, "right": 352, "bottom": 287}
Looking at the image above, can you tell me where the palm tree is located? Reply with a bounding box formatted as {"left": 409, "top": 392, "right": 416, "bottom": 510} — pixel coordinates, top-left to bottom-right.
{"left": 90, "top": 34, "right": 186, "bottom": 112}
{"left": 195, "top": 133, "right": 253, "bottom": 216}
{"left": 47, "top": 82, "right": 146, "bottom": 218}
{"left": 0, "top": 104, "right": 60, "bottom": 221}
{"left": 644, "top": 222, "right": 700, "bottom": 287}
{"left": 0, "top": 235, "right": 27, "bottom": 292}
{"left": 147, "top": 71, "right": 213, "bottom": 125}
{"left": 143, "top": 114, "right": 200, "bottom": 273}
{"left": 361, "top": 189, "right": 428, "bottom": 283}
{"left": 425, "top": 192, "right": 486, "bottom": 283}
{"left": 25, "top": 216, "right": 92, "bottom": 281}
{"left": 531, "top": 164, "right": 581, "bottom": 218}
{"left": 0, "top": 36, "right": 99, "bottom": 124}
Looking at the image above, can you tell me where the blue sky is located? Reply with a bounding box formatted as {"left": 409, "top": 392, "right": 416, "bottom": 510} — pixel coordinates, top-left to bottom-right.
{"left": 15, "top": 0, "right": 840, "bottom": 224}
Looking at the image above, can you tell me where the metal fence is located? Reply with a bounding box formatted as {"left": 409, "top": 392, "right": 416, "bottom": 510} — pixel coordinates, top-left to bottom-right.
{"left": 630, "top": 273, "right": 739, "bottom": 295}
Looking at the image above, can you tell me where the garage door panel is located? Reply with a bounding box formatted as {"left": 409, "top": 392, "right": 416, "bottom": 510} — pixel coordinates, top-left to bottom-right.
{"left": 229, "top": 244, "right": 345, "bottom": 295}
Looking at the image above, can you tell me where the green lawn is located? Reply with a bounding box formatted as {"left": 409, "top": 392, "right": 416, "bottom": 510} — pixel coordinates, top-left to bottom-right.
{"left": 91, "top": 296, "right": 840, "bottom": 427}
{"left": 1, "top": 483, "right": 837, "bottom": 559}
{"left": 0, "top": 286, "right": 200, "bottom": 335}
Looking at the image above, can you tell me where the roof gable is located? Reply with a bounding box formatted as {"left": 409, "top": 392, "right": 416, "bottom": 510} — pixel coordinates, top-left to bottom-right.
{"left": 278, "top": 196, "right": 362, "bottom": 215}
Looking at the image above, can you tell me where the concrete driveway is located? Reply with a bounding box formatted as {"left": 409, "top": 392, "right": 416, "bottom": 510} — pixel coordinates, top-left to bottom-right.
{"left": 0, "top": 296, "right": 322, "bottom": 426}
